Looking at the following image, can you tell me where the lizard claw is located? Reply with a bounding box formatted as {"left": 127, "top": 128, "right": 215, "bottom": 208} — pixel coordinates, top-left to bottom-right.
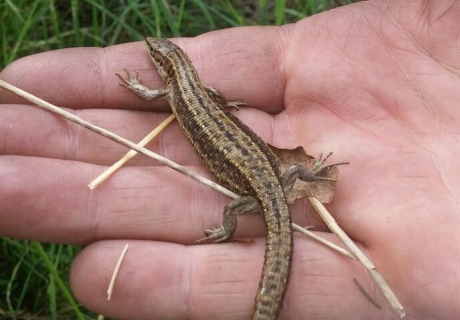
{"left": 115, "top": 69, "right": 142, "bottom": 88}
{"left": 194, "top": 225, "right": 231, "bottom": 244}
{"left": 312, "top": 152, "right": 349, "bottom": 177}
{"left": 226, "top": 101, "right": 246, "bottom": 110}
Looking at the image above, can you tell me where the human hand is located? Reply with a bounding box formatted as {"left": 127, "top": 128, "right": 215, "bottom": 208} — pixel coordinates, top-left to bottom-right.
{"left": 1, "top": 0, "right": 459, "bottom": 319}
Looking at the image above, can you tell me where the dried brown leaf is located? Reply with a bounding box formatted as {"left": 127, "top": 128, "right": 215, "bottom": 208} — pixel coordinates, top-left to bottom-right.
{"left": 269, "top": 145, "right": 340, "bottom": 204}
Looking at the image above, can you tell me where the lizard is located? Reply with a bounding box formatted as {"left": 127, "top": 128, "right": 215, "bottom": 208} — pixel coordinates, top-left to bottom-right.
{"left": 117, "top": 37, "right": 335, "bottom": 319}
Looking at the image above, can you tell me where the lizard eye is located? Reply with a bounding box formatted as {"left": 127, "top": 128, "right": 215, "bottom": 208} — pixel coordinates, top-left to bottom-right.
{"left": 152, "top": 52, "right": 164, "bottom": 64}
{"left": 148, "top": 51, "right": 167, "bottom": 69}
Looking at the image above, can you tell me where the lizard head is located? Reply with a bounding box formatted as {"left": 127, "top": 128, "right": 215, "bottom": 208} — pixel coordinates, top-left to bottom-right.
{"left": 144, "top": 37, "right": 180, "bottom": 80}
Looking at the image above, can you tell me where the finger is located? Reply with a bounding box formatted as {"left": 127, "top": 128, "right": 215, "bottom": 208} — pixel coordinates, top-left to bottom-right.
{"left": 0, "top": 27, "right": 285, "bottom": 113}
{"left": 0, "top": 155, "right": 327, "bottom": 243}
{"left": 0, "top": 103, "right": 276, "bottom": 166}
{"left": 71, "top": 238, "right": 384, "bottom": 320}
{"left": 0, "top": 155, "right": 203, "bottom": 243}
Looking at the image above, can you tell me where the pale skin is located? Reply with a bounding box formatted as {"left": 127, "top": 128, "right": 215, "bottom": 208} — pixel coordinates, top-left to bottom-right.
{"left": 1, "top": 0, "right": 459, "bottom": 319}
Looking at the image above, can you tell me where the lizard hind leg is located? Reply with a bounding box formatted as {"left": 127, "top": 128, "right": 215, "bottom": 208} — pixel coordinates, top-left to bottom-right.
{"left": 281, "top": 164, "right": 332, "bottom": 196}
{"left": 281, "top": 154, "right": 348, "bottom": 195}
{"left": 194, "top": 195, "right": 260, "bottom": 244}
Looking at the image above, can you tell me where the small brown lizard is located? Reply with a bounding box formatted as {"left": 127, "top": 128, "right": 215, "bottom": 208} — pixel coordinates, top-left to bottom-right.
{"left": 117, "top": 37, "right": 333, "bottom": 319}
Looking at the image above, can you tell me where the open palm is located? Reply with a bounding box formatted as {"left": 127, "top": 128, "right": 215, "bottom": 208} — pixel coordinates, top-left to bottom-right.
{"left": 1, "top": 1, "right": 459, "bottom": 319}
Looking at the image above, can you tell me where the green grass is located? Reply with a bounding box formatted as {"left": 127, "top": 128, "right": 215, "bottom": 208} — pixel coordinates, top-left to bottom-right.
{"left": 0, "top": 0, "right": 359, "bottom": 319}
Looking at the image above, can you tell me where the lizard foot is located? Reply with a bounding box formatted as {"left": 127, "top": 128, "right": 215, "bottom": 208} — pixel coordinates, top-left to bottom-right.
{"left": 194, "top": 225, "right": 232, "bottom": 244}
